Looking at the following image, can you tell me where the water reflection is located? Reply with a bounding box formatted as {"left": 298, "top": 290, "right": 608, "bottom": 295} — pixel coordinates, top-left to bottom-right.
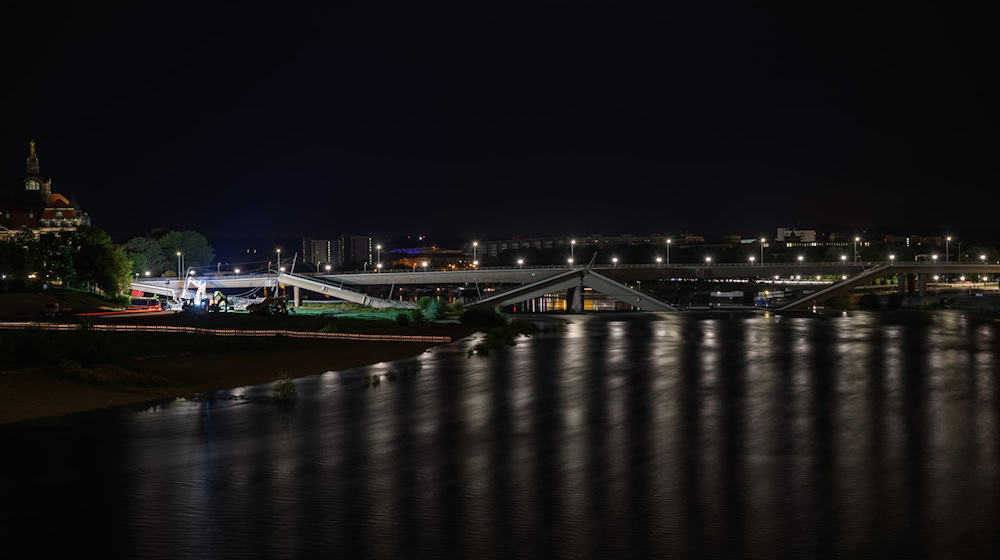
{"left": 2, "top": 311, "right": 999, "bottom": 559}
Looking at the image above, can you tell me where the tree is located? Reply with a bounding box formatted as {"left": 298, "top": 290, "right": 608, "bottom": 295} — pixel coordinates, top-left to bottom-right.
{"left": 158, "top": 230, "right": 215, "bottom": 270}
{"left": 123, "top": 236, "right": 170, "bottom": 275}
{"left": 73, "top": 226, "right": 133, "bottom": 295}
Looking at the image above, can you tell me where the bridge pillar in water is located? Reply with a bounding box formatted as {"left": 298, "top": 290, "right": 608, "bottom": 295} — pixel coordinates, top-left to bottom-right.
{"left": 293, "top": 286, "right": 301, "bottom": 308}
{"left": 918, "top": 274, "right": 927, "bottom": 297}
{"left": 897, "top": 274, "right": 906, "bottom": 295}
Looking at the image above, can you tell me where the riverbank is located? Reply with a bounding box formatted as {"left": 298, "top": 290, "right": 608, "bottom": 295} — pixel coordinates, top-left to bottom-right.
{"left": 0, "top": 318, "right": 475, "bottom": 425}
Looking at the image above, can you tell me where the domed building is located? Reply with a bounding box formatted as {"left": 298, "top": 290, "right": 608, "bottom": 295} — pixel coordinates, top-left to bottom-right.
{"left": 0, "top": 140, "right": 90, "bottom": 240}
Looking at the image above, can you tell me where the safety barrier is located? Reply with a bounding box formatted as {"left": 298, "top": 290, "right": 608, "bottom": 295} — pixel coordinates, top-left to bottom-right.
{"left": 0, "top": 322, "right": 450, "bottom": 343}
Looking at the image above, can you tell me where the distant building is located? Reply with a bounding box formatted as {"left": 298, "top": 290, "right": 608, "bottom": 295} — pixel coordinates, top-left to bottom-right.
{"left": 0, "top": 140, "right": 90, "bottom": 240}
{"left": 775, "top": 227, "right": 817, "bottom": 243}
{"left": 301, "top": 238, "right": 333, "bottom": 266}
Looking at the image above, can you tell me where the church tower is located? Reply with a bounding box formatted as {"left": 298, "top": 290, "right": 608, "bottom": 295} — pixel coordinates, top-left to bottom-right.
{"left": 22, "top": 140, "right": 49, "bottom": 204}
{"left": 26, "top": 140, "right": 40, "bottom": 176}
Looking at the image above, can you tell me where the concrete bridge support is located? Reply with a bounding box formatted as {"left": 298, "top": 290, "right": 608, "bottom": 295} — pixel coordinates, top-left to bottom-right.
{"left": 897, "top": 274, "right": 906, "bottom": 295}
{"left": 918, "top": 274, "right": 927, "bottom": 297}
{"left": 293, "top": 286, "right": 301, "bottom": 307}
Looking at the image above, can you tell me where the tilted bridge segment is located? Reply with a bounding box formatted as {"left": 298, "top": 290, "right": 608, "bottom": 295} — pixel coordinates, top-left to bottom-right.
{"left": 132, "top": 262, "right": 1000, "bottom": 312}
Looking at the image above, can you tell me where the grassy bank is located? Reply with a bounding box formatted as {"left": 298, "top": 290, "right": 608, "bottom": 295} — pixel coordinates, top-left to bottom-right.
{"left": 0, "top": 314, "right": 477, "bottom": 424}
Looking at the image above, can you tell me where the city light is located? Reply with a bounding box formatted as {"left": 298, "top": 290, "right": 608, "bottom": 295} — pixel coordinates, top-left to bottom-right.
{"left": 932, "top": 254, "right": 938, "bottom": 261}
{"left": 980, "top": 255, "right": 987, "bottom": 262}
{"left": 889, "top": 254, "right": 896, "bottom": 261}
{"left": 611, "top": 257, "right": 618, "bottom": 266}
{"left": 517, "top": 258, "right": 524, "bottom": 266}
{"left": 234, "top": 268, "right": 240, "bottom": 274}
{"left": 797, "top": 255, "right": 804, "bottom": 262}
{"left": 960, "top": 276, "right": 966, "bottom": 281}
{"left": 748, "top": 256, "right": 755, "bottom": 263}
{"left": 144, "top": 270, "right": 151, "bottom": 276}
{"left": 840, "top": 255, "right": 847, "bottom": 261}
{"left": 279, "top": 266, "right": 286, "bottom": 272}
{"left": 324, "top": 264, "right": 331, "bottom": 271}
{"left": 656, "top": 257, "right": 663, "bottom": 263}
{"left": 568, "top": 258, "right": 574, "bottom": 264}
{"left": 933, "top": 275, "right": 940, "bottom": 281}
{"left": 841, "top": 275, "right": 848, "bottom": 280}
{"left": 376, "top": 263, "right": 383, "bottom": 270}
{"left": 705, "top": 256, "right": 712, "bottom": 263}
{"left": 472, "top": 260, "right": 478, "bottom": 266}
{"left": 421, "top": 261, "right": 428, "bottom": 268}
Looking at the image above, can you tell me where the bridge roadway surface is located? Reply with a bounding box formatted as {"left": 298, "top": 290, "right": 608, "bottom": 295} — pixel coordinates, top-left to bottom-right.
{"left": 131, "top": 262, "right": 1000, "bottom": 311}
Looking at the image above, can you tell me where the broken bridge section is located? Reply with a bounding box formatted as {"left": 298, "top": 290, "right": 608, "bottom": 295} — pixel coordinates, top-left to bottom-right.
{"left": 470, "top": 267, "right": 677, "bottom": 311}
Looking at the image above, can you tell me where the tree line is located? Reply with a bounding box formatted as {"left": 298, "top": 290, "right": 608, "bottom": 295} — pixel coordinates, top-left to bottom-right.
{"left": 0, "top": 228, "right": 214, "bottom": 296}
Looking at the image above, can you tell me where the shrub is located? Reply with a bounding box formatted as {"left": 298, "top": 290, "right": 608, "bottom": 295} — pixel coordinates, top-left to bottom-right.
{"left": 272, "top": 375, "right": 297, "bottom": 402}
{"left": 395, "top": 312, "right": 411, "bottom": 326}
{"left": 459, "top": 307, "right": 509, "bottom": 328}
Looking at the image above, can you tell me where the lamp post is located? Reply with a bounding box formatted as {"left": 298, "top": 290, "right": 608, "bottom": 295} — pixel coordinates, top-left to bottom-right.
{"left": 705, "top": 256, "right": 712, "bottom": 264}
{"left": 612, "top": 257, "right": 618, "bottom": 267}
{"left": 749, "top": 256, "right": 756, "bottom": 265}
{"left": 376, "top": 263, "right": 383, "bottom": 272}
{"left": 854, "top": 237, "right": 860, "bottom": 263}
{"left": 666, "top": 238, "right": 672, "bottom": 265}
{"left": 472, "top": 241, "right": 477, "bottom": 263}
{"left": 568, "top": 258, "right": 574, "bottom": 265}
{"left": 760, "top": 238, "right": 766, "bottom": 262}
{"left": 946, "top": 236, "right": 952, "bottom": 262}
{"left": 234, "top": 268, "right": 240, "bottom": 274}
{"left": 656, "top": 257, "right": 663, "bottom": 264}
{"left": 422, "top": 261, "right": 428, "bottom": 270}
{"left": 276, "top": 248, "right": 281, "bottom": 272}
{"left": 571, "top": 239, "right": 576, "bottom": 262}
{"left": 980, "top": 254, "right": 987, "bottom": 263}
{"left": 176, "top": 251, "right": 182, "bottom": 277}
{"left": 144, "top": 270, "right": 151, "bottom": 277}
{"left": 517, "top": 258, "right": 524, "bottom": 268}
{"left": 840, "top": 254, "right": 847, "bottom": 262}
{"left": 889, "top": 254, "right": 896, "bottom": 262}
{"left": 797, "top": 255, "right": 804, "bottom": 263}
{"left": 376, "top": 244, "right": 382, "bottom": 265}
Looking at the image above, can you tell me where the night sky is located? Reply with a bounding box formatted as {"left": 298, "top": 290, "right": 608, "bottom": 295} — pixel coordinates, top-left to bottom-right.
{"left": 2, "top": 1, "right": 996, "bottom": 242}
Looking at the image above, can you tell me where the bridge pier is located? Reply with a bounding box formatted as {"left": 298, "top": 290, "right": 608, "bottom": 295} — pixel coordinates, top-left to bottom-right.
{"left": 293, "top": 286, "right": 301, "bottom": 308}
{"left": 897, "top": 273, "right": 906, "bottom": 295}
{"left": 918, "top": 274, "right": 927, "bottom": 297}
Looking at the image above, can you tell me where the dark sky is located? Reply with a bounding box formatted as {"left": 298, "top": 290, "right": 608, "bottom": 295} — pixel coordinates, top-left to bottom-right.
{"left": 1, "top": 1, "right": 996, "bottom": 241}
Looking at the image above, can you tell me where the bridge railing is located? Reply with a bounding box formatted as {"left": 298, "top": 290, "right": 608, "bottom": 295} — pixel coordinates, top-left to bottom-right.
{"left": 136, "top": 261, "right": 1000, "bottom": 281}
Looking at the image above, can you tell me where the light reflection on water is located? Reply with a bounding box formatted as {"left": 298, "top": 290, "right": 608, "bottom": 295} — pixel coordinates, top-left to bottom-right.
{"left": 1, "top": 311, "right": 999, "bottom": 559}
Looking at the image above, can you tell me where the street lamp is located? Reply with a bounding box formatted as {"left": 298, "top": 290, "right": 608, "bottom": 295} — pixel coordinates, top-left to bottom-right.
{"left": 376, "top": 244, "right": 382, "bottom": 264}
{"left": 612, "top": 257, "right": 618, "bottom": 267}
{"left": 234, "top": 268, "right": 240, "bottom": 274}
{"left": 517, "top": 258, "right": 524, "bottom": 267}
{"left": 176, "top": 251, "right": 182, "bottom": 277}
{"left": 889, "top": 254, "right": 896, "bottom": 261}
{"left": 324, "top": 264, "right": 332, "bottom": 271}
{"left": 422, "top": 261, "right": 428, "bottom": 269}
{"left": 854, "top": 237, "right": 860, "bottom": 263}
{"left": 571, "top": 239, "right": 576, "bottom": 262}
{"left": 472, "top": 241, "right": 478, "bottom": 262}
{"left": 705, "top": 256, "right": 712, "bottom": 263}
{"left": 568, "top": 258, "right": 574, "bottom": 265}
{"left": 946, "top": 236, "right": 952, "bottom": 262}
{"left": 980, "top": 254, "right": 987, "bottom": 262}
{"left": 376, "top": 263, "right": 383, "bottom": 272}
{"left": 276, "top": 248, "right": 281, "bottom": 272}
{"left": 666, "top": 238, "right": 672, "bottom": 265}
{"left": 144, "top": 270, "right": 151, "bottom": 277}
{"left": 797, "top": 255, "right": 804, "bottom": 262}
{"left": 472, "top": 260, "right": 479, "bottom": 267}
{"left": 760, "top": 238, "right": 766, "bottom": 262}
{"left": 840, "top": 254, "right": 847, "bottom": 262}
{"left": 656, "top": 256, "right": 663, "bottom": 264}
{"left": 748, "top": 256, "right": 756, "bottom": 264}
{"left": 931, "top": 254, "right": 938, "bottom": 261}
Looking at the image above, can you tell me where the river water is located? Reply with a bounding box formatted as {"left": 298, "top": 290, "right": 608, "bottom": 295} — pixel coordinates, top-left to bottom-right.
{"left": 2, "top": 312, "right": 998, "bottom": 559}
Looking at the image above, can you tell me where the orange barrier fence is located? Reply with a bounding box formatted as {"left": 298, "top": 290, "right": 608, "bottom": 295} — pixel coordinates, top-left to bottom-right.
{"left": 0, "top": 322, "right": 450, "bottom": 343}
